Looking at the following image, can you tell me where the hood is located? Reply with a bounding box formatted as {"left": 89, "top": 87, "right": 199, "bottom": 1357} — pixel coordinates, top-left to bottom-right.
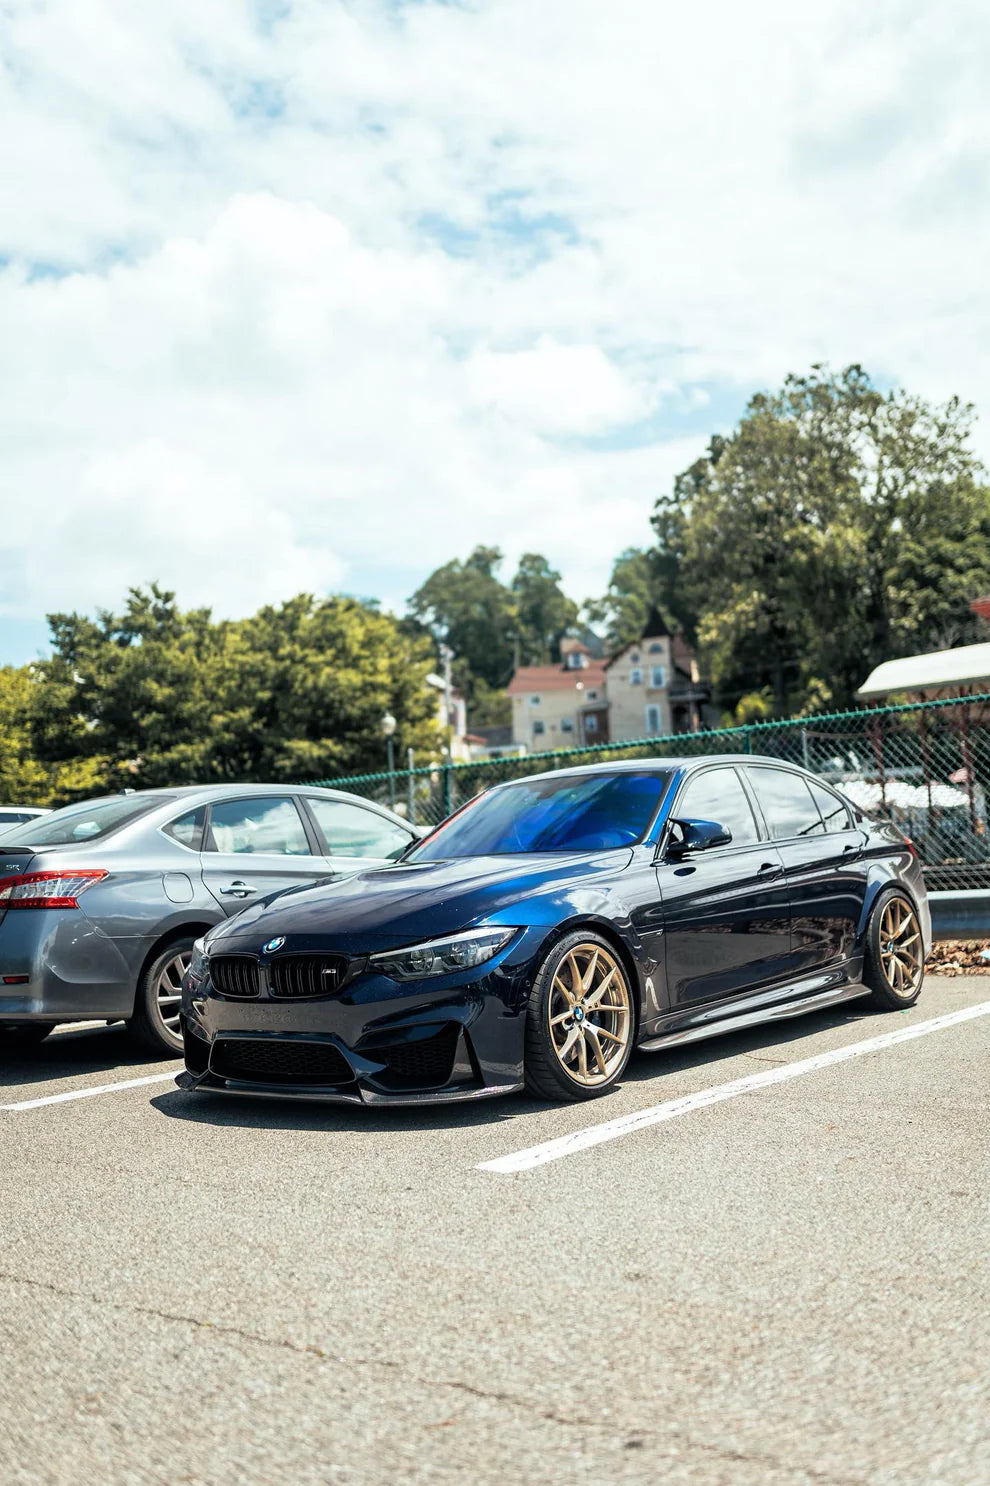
{"left": 211, "top": 849, "right": 633, "bottom": 953}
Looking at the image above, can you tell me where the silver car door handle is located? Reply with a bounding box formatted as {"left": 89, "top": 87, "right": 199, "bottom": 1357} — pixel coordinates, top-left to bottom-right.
{"left": 219, "top": 880, "right": 252, "bottom": 897}
{"left": 757, "top": 861, "right": 782, "bottom": 879}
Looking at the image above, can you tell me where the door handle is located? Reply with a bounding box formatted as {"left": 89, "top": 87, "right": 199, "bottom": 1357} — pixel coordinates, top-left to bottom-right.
{"left": 756, "top": 862, "right": 782, "bottom": 879}
{"left": 219, "top": 880, "right": 252, "bottom": 898}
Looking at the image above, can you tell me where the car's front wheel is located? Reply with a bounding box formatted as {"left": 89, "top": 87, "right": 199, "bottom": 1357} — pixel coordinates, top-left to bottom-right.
{"left": 524, "top": 932, "right": 635, "bottom": 1101}
{"left": 864, "top": 889, "right": 925, "bottom": 1011}
{"left": 127, "top": 937, "right": 194, "bottom": 1056}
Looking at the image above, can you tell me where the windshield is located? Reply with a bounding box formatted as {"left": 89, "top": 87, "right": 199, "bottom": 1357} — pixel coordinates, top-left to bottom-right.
{"left": 0, "top": 794, "right": 174, "bottom": 847}
{"left": 409, "top": 771, "right": 672, "bottom": 860}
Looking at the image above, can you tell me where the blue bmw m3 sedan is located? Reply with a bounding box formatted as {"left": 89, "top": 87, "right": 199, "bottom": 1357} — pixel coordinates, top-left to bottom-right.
{"left": 177, "top": 757, "right": 931, "bottom": 1105}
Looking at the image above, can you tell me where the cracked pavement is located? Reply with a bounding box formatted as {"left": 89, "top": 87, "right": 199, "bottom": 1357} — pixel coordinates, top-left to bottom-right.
{"left": 1, "top": 975, "right": 988, "bottom": 1484}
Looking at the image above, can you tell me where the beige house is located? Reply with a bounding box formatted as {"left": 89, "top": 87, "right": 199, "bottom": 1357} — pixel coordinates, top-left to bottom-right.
{"left": 507, "top": 613, "right": 708, "bottom": 750}
{"left": 507, "top": 640, "right": 608, "bottom": 750}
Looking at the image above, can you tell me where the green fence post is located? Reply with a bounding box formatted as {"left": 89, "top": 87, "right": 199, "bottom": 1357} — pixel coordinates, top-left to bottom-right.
{"left": 407, "top": 746, "right": 415, "bottom": 826}
{"left": 745, "top": 727, "right": 753, "bottom": 755}
{"left": 442, "top": 758, "right": 453, "bottom": 818}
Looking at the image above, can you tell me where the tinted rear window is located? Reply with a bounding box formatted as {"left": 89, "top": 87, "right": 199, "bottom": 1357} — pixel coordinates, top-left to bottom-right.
{"left": 0, "top": 795, "right": 173, "bottom": 847}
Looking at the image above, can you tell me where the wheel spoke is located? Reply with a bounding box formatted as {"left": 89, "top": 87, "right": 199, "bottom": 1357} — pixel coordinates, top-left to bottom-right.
{"left": 580, "top": 949, "right": 600, "bottom": 994}
{"left": 550, "top": 1010, "right": 572, "bottom": 1027}
{"left": 553, "top": 973, "right": 575, "bottom": 1007}
{"left": 585, "top": 1026, "right": 608, "bottom": 1077}
{"left": 575, "top": 1033, "right": 589, "bottom": 1080}
{"left": 587, "top": 1022, "right": 624, "bottom": 1045}
{"left": 556, "top": 1024, "right": 581, "bottom": 1061}
{"left": 584, "top": 968, "right": 616, "bottom": 1008}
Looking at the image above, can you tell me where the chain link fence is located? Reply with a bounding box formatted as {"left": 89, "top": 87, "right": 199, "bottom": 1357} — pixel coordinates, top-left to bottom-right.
{"left": 307, "top": 693, "right": 990, "bottom": 892}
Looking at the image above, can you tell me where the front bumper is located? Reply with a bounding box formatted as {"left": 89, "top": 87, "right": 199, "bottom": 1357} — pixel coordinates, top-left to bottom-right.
{"left": 178, "top": 940, "right": 538, "bottom": 1106}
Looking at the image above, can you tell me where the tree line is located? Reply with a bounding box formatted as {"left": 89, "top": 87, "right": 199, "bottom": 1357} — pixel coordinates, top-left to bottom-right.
{"left": 1, "top": 589, "right": 441, "bottom": 805}
{"left": 407, "top": 365, "right": 990, "bottom": 723}
{"left": 4, "top": 364, "right": 989, "bottom": 806}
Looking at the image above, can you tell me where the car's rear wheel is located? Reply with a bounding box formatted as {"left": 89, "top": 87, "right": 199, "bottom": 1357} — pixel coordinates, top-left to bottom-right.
{"left": 524, "top": 932, "right": 635, "bottom": 1101}
{"left": 864, "top": 890, "right": 925, "bottom": 1010}
{"left": 0, "top": 1023, "right": 54, "bottom": 1047}
{"left": 127, "top": 937, "right": 193, "bottom": 1056}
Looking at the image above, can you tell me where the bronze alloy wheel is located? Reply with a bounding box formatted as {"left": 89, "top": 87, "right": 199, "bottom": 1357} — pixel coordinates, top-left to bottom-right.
{"left": 878, "top": 897, "right": 923, "bottom": 997}
{"left": 547, "top": 942, "right": 633, "bottom": 1087}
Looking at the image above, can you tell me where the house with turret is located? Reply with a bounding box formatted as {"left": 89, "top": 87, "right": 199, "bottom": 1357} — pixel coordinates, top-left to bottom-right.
{"left": 507, "top": 609, "right": 710, "bottom": 750}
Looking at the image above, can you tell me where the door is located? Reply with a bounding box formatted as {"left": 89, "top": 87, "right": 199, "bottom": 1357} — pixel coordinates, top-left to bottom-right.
{"left": 658, "top": 766, "right": 792, "bottom": 1009}
{"left": 745, "top": 766, "right": 869, "bottom": 973}
{"left": 201, "top": 795, "right": 335, "bottom": 915}
{"left": 301, "top": 796, "right": 416, "bottom": 877}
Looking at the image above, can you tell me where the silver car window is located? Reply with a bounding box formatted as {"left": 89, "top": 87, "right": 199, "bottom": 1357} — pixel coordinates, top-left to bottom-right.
{"left": 206, "top": 797, "right": 311, "bottom": 856}
{"left": 0, "top": 794, "right": 173, "bottom": 846}
{"left": 307, "top": 798, "right": 412, "bottom": 859}
{"left": 162, "top": 806, "right": 207, "bottom": 851}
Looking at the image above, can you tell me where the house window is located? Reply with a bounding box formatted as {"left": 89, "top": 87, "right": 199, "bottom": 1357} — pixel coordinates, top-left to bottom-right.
{"left": 630, "top": 668, "right": 643, "bottom": 685}
{"left": 630, "top": 652, "right": 640, "bottom": 663}
{"left": 645, "top": 705, "right": 662, "bottom": 736}
{"left": 648, "top": 643, "right": 663, "bottom": 654}
{"left": 532, "top": 720, "right": 546, "bottom": 736}
{"left": 650, "top": 665, "right": 666, "bottom": 688}
{"left": 585, "top": 715, "right": 598, "bottom": 734}
{"left": 560, "top": 717, "right": 575, "bottom": 733}
{"left": 529, "top": 695, "right": 541, "bottom": 706}
{"left": 586, "top": 690, "right": 597, "bottom": 701}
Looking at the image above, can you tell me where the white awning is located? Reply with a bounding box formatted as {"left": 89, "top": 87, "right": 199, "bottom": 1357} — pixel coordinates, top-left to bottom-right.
{"left": 857, "top": 641, "right": 990, "bottom": 699}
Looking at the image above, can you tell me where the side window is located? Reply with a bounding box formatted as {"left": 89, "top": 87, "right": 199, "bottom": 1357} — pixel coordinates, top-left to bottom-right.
{"left": 675, "top": 768, "right": 759, "bottom": 846}
{"left": 307, "top": 798, "right": 413, "bottom": 860}
{"left": 750, "top": 769, "right": 824, "bottom": 840}
{"left": 207, "top": 797, "right": 311, "bottom": 856}
{"left": 162, "top": 806, "right": 206, "bottom": 851}
{"left": 809, "top": 780, "right": 852, "bottom": 833}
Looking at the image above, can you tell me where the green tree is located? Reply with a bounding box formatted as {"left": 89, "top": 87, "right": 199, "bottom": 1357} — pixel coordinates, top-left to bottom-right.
{"left": 408, "top": 546, "right": 517, "bottom": 692}
{"left": 29, "top": 585, "right": 440, "bottom": 793}
{"left": 510, "top": 553, "right": 578, "bottom": 665}
{"left": 0, "top": 665, "right": 107, "bottom": 807}
{"left": 583, "top": 548, "right": 668, "bottom": 653}
{"left": 653, "top": 365, "right": 990, "bottom": 715}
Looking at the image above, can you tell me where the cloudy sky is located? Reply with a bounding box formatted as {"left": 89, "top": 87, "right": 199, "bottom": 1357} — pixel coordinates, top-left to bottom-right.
{"left": 2, "top": 0, "right": 988, "bottom": 663}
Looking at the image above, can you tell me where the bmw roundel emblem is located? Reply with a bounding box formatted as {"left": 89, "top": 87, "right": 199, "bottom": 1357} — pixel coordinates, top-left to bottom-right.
{"left": 263, "top": 936, "right": 286, "bottom": 954}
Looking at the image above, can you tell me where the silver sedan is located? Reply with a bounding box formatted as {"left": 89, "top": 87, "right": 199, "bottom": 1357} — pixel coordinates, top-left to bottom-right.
{"left": 0, "top": 784, "right": 417, "bottom": 1055}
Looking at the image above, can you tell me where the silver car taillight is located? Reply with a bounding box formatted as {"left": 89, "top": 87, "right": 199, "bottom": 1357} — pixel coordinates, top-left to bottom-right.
{"left": 0, "top": 869, "right": 109, "bottom": 909}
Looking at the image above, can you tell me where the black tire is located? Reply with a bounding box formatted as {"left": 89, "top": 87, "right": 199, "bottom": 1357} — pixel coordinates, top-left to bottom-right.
{"left": 863, "top": 889, "right": 925, "bottom": 1011}
{"left": 0, "top": 1023, "right": 54, "bottom": 1047}
{"left": 127, "top": 935, "right": 194, "bottom": 1056}
{"left": 524, "top": 931, "right": 636, "bottom": 1101}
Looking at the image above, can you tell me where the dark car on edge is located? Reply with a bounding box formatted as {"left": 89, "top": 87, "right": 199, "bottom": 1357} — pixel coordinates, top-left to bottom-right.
{"left": 178, "top": 757, "right": 931, "bottom": 1106}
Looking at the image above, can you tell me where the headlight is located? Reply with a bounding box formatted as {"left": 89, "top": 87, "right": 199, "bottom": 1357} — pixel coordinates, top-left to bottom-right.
{"left": 368, "top": 926, "right": 516, "bottom": 980}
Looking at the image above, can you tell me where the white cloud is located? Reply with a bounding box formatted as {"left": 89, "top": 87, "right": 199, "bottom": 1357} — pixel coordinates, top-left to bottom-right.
{"left": 1, "top": 0, "right": 990, "bottom": 647}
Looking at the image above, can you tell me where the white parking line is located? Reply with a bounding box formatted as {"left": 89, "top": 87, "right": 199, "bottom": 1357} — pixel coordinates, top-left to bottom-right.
{"left": 0, "top": 1069, "right": 180, "bottom": 1112}
{"left": 478, "top": 1000, "right": 990, "bottom": 1174}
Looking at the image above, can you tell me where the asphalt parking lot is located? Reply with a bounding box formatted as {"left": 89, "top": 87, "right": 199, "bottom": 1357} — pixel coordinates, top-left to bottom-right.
{"left": 1, "top": 977, "right": 987, "bottom": 1486}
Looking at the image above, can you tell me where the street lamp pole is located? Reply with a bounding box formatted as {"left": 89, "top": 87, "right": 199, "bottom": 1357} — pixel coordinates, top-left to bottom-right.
{"left": 381, "top": 711, "right": 397, "bottom": 809}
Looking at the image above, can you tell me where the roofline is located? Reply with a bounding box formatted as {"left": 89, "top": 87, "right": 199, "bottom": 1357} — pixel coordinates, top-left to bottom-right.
{"left": 488, "top": 753, "right": 816, "bottom": 788}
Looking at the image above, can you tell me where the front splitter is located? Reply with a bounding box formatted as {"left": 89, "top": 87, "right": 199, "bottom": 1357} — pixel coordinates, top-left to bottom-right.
{"left": 174, "top": 1068, "right": 523, "bottom": 1107}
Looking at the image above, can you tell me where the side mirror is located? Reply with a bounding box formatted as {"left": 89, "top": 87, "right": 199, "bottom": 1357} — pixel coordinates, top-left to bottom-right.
{"left": 666, "top": 817, "right": 732, "bottom": 857}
